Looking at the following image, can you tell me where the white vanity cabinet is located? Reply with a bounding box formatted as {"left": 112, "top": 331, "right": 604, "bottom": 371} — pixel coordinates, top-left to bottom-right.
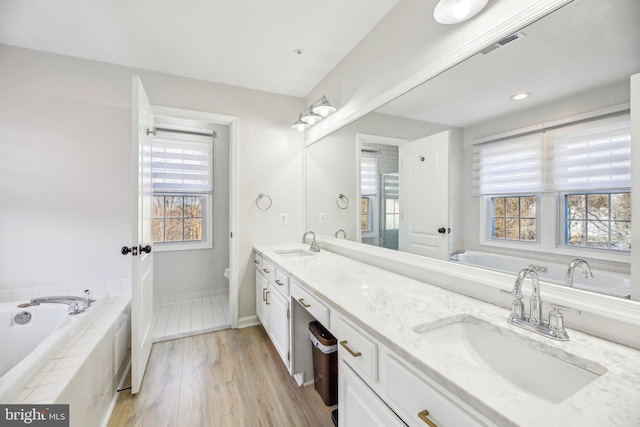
{"left": 255, "top": 270, "right": 269, "bottom": 331}
{"left": 255, "top": 252, "right": 292, "bottom": 370}
{"left": 268, "top": 282, "right": 290, "bottom": 368}
{"left": 339, "top": 359, "right": 407, "bottom": 427}
{"left": 334, "top": 311, "right": 494, "bottom": 427}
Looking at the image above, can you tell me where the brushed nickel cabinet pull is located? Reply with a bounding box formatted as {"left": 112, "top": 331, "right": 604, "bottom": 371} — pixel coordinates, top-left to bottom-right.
{"left": 298, "top": 298, "right": 311, "bottom": 308}
{"left": 266, "top": 291, "right": 270, "bottom": 305}
{"left": 262, "top": 288, "right": 267, "bottom": 301}
{"left": 254, "top": 260, "right": 260, "bottom": 264}
{"left": 418, "top": 410, "right": 438, "bottom": 427}
{"left": 263, "top": 268, "right": 270, "bottom": 274}
{"left": 275, "top": 279, "right": 283, "bottom": 286}
{"left": 339, "top": 340, "right": 362, "bottom": 358}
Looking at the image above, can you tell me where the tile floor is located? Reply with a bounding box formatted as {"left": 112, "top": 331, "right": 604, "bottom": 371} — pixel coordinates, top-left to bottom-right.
{"left": 152, "top": 295, "right": 230, "bottom": 342}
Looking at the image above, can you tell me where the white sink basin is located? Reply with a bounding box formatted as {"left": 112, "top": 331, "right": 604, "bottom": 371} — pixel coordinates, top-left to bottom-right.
{"left": 413, "top": 317, "right": 606, "bottom": 403}
{"left": 275, "top": 249, "right": 315, "bottom": 258}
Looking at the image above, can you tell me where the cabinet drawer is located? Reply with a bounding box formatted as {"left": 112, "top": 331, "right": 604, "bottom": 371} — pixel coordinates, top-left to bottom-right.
{"left": 260, "top": 259, "right": 275, "bottom": 282}
{"left": 385, "top": 354, "right": 492, "bottom": 427}
{"left": 335, "top": 315, "right": 377, "bottom": 382}
{"left": 291, "top": 281, "right": 329, "bottom": 326}
{"left": 254, "top": 253, "right": 262, "bottom": 270}
{"left": 273, "top": 269, "right": 290, "bottom": 297}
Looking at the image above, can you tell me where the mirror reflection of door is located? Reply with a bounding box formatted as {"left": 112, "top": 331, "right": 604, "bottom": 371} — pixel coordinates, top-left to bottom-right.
{"left": 399, "top": 131, "right": 450, "bottom": 260}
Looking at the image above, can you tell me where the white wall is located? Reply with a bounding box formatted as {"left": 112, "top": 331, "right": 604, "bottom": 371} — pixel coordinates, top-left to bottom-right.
{"left": 153, "top": 123, "right": 230, "bottom": 300}
{"left": 0, "top": 45, "right": 305, "bottom": 322}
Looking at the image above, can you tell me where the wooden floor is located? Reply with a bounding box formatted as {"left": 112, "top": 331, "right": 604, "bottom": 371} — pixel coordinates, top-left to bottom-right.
{"left": 108, "top": 326, "right": 336, "bottom": 427}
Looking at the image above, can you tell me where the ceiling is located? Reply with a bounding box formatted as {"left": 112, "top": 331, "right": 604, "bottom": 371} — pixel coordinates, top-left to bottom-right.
{"left": 0, "top": 0, "right": 401, "bottom": 98}
{"left": 376, "top": 0, "right": 640, "bottom": 128}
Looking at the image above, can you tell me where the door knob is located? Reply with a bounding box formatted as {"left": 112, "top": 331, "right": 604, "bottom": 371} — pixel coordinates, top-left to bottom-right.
{"left": 121, "top": 246, "right": 138, "bottom": 256}
{"left": 139, "top": 245, "right": 152, "bottom": 254}
{"left": 437, "top": 227, "right": 446, "bottom": 234}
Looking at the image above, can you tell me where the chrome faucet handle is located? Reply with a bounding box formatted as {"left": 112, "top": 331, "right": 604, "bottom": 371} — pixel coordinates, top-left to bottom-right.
{"left": 548, "top": 304, "right": 581, "bottom": 338}
{"left": 68, "top": 301, "right": 84, "bottom": 315}
{"left": 500, "top": 289, "right": 524, "bottom": 320}
{"left": 84, "top": 289, "right": 96, "bottom": 302}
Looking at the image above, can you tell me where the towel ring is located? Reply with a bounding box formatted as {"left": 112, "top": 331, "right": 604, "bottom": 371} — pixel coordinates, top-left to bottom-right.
{"left": 337, "top": 194, "right": 349, "bottom": 210}
{"left": 256, "top": 193, "right": 272, "bottom": 211}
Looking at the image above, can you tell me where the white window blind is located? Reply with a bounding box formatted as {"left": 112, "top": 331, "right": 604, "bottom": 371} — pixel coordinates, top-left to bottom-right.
{"left": 152, "top": 125, "right": 214, "bottom": 193}
{"left": 361, "top": 152, "right": 378, "bottom": 196}
{"left": 545, "top": 114, "right": 631, "bottom": 191}
{"left": 472, "top": 133, "right": 544, "bottom": 195}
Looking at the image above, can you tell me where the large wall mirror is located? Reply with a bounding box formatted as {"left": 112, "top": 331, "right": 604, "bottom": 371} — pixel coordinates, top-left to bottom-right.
{"left": 306, "top": 0, "right": 640, "bottom": 300}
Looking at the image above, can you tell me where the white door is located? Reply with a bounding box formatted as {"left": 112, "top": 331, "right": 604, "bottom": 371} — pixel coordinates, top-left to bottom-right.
{"left": 268, "top": 284, "right": 290, "bottom": 369}
{"left": 130, "top": 76, "right": 154, "bottom": 395}
{"left": 399, "top": 131, "right": 450, "bottom": 260}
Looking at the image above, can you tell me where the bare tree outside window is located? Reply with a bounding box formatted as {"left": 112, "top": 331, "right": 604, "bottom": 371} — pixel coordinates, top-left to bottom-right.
{"left": 565, "top": 192, "right": 631, "bottom": 251}
{"left": 153, "top": 195, "right": 204, "bottom": 242}
{"left": 491, "top": 196, "right": 537, "bottom": 241}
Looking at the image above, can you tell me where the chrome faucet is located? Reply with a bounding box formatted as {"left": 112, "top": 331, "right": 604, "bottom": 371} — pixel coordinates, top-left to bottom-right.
{"left": 565, "top": 258, "right": 593, "bottom": 287}
{"left": 303, "top": 231, "right": 320, "bottom": 253}
{"left": 30, "top": 290, "right": 96, "bottom": 315}
{"left": 502, "top": 269, "right": 580, "bottom": 341}
{"left": 511, "top": 268, "right": 542, "bottom": 325}
{"left": 450, "top": 249, "right": 466, "bottom": 261}
{"left": 335, "top": 229, "right": 347, "bottom": 239}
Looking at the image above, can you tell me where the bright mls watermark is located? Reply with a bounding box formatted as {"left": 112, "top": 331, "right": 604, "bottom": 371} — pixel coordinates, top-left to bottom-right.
{"left": 1, "top": 405, "right": 69, "bottom": 426}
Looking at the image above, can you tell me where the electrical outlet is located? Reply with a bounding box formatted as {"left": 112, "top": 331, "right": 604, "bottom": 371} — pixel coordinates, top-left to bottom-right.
{"left": 319, "top": 212, "right": 327, "bottom": 223}
{"left": 280, "top": 213, "right": 288, "bottom": 225}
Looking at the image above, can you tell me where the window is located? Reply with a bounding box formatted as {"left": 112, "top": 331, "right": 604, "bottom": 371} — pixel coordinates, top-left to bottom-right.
{"left": 564, "top": 192, "right": 631, "bottom": 251}
{"left": 360, "top": 151, "right": 377, "bottom": 234}
{"left": 361, "top": 197, "right": 373, "bottom": 232}
{"left": 151, "top": 122, "right": 214, "bottom": 249}
{"left": 153, "top": 195, "right": 204, "bottom": 242}
{"left": 385, "top": 199, "right": 400, "bottom": 230}
{"left": 490, "top": 196, "right": 537, "bottom": 241}
{"left": 476, "top": 111, "right": 631, "bottom": 255}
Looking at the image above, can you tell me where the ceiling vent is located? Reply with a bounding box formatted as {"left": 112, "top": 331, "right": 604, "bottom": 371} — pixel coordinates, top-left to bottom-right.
{"left": 480, "top": 32, "right": 526, "bottom": 55}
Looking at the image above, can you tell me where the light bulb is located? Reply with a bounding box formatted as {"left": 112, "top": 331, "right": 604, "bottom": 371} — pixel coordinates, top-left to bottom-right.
{"left": 453, "top": 0, "right": 471, "bottom": 19}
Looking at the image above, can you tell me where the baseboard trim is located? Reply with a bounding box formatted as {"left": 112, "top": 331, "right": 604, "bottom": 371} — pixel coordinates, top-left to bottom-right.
{"left": 238, "top": 315, "right": 260, "bottom": 329}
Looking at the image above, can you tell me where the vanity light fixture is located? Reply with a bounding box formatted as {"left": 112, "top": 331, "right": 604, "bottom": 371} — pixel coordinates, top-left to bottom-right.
{"left": 510, "top": 92, "right": 531, "bottom": 101}
{"left": 433, "top": 0, "right": 488, "bottom": 25}
{"left": 291, "top": 114, "right": 311, "bottom": 131}
{"left": 312, "top": 96, "right": 337, "bottom": 117}
{"left": 292, "top": 96, "right": 337, "bottom": 131}
{"left": 300, "top": 108, "right": 323, "bottom": 125}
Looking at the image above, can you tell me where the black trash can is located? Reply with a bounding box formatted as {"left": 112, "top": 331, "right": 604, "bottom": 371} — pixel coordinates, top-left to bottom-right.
{"left": 309, "top": 321, "right": 338, "bottom": 406}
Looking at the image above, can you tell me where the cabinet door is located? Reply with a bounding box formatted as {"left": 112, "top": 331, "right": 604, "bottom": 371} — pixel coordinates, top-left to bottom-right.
{"left": 255, "top": 270, "right": 269, "bottom": 332}
{"left": 268, "top": 283, "right": 290, "bottom": 369}
{"left": 339, "top": 360, "right": 406, "bottom": 427}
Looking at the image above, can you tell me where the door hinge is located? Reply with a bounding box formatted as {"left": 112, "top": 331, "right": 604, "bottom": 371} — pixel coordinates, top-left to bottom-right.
{"left": 287, "top": 309, "right": 290, "bottom": 319}
{"left": 287, "top": 351, "right": 290, "bottom": 361}
{"left": 230, "top": 232, "right": 233, "bottom": 238}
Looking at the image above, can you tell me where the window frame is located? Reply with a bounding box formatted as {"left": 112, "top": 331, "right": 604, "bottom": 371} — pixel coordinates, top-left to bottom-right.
{"left": 560, "top": 190, "right": 631, "bottom": 252}
{"left": 488, "top": 194, "right": 539, "bottom": 243}
{"left": 153, "top": 193, "right": 213, "bottom": 252}
{"left": 361, "top": 196, "right": 374, "bottom": 233}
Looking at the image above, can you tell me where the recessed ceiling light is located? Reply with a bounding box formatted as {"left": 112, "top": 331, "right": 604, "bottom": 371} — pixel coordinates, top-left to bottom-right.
{"left": 510, "top": 92, "right": 531, "bottom": 101}
{"left": 294, "top": 49, "right": 304, "bottom": 55}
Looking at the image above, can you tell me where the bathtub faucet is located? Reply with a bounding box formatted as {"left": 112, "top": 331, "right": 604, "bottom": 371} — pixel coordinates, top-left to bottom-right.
{"left": 565, "top": 258, "right": 593, "bottom": 287}
{"left": 30, "top": 290, "right": 96, "bottom": 315}
{"left": 450, "top": 249, "right": 466, "bottom": 261}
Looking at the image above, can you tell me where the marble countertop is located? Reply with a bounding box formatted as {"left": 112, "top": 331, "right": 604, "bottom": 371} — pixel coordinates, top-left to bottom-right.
{"left": 255, "top": 243, "right": 640, "bottom": 427}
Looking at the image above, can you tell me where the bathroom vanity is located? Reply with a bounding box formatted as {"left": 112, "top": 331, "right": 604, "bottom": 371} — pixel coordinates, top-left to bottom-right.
{"left": 254, "top": 243, "right": 640, "bottom": 427}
